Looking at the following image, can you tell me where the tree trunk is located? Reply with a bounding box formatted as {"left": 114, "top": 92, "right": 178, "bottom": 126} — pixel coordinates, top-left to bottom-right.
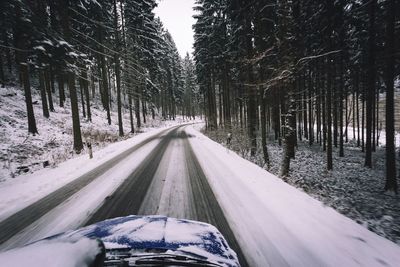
{"left": 50, "top": 65, "right": 56, "bottom": 94}
{"left": 135, "top": 86, "right": 141, "bottom": 128}
{"left": 322, "top": 74, "right": 327, "bottom": 152}
{"left": 210, "top": 72, "right": 218, "bottom": 129}
{"left": 384, "top": 0, "right": 397, "bottom": 193}
{"left": 239, "top": 98, "right": 243, "bottom": 130}
{"left": 59, "top": 0, "right": 82, "bottom": 153}
{"left": 339, "top": 53, "right": 344, "bottom": 157}
{"left": 303, "top": 74, "right": 308, "bottom": 140}
{"left": 326, "top": 58, "right": 333, "bottom": 170}
{"left": 218, "top": 85, "right": 223, "bottom": 127}
{"left": 345, "top": 87, "right": 349, "bottom": 143}
{"left": 103, "top": 58, "right": 111, "bottom": 125}
{"left": 2, "top": 29, "right": 12, "bottom": 74}
{"left": 275, "top": 100, "right": 281, "bottom": 143}
{"left": 223, "top": 64, "right": 231, "bottom": 130}
{"left": 129, "top": 94, "right": 135, "bottom": 133}
{"left": 352, "top": 87, "right": 356, "bottom": 140}
{"left": 333, "top": 66, "right": 338, "bottom": 149}
{"left": 83, "top": 69, "right": 91, "bottom": 122}
{"left": 79, "top": 76, "right": 86, "bottom": 118}
{"left": 308, "top": 71, "right": 313, "bottom": 146}
{"left": 58, "top": 75, "right": 65, "bottom": 107}
{"left": 248, "top": 90, "right": 257, "bottom": 156}
{"left": 45, "top": 69, "right": 54, "bottom": 112}
{"left": 279, "top": 89, "right": 284, "bottom": 146}
{"left": 0, "top": 54, "right": 4, "bottom": 88}
{"left": 260, "top": 86, "right": 270, "bottom": 168}
{"left": 91, "top": 71, "right": 96, "bottom": 98}
{"left": 298, "top": 78, "right": 303, "bottom": 141}
{"left": 142, "top": 99, "right": 147, "bottom": 124}
{"left": 108, "top": 63, "right": 113, "bottom": 111}
{"left": 69, "top": 72, "right": 83, "bottom": 153}
{"left": 115, "top": 56, "right": 124, "bottom": 136}
{"left": 375, "top": 88, "right": 379, "bottom": 148}
{"left": 316, "top": 59, "right": 322, "bottom": 145}
{"left": 22, "top": 64, "right": 38, "bottom": 135}
{"left": 39, "top": 70, "right": 50, "bottom": 118}
{"left": 365, "top": 0, "right": 376, "bottom": 168}
{"left": 114, "top": 0, "right": 124, "bottom": 137}
{"left": 316, "top": 83, "right": 321, "bottom": 144}
{"left": 356, "top": 74, "right": 360, "bottom": 147}
{"left": 281, "top": 84, "right": 296, "bottom": 176}
{"left": 362, "top": 90, "right": 365, "bottom": 152}
{"left": 372, "top": 82, "right": 376, "bottom": 152}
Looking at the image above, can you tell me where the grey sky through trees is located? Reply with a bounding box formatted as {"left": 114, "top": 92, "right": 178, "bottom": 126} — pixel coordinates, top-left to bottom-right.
{"left": 154, "top": 0, "right": 196, "bottom": 56}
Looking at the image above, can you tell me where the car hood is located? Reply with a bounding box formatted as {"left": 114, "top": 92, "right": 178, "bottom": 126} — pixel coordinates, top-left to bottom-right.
{"left": 56, "top": 215, "right": 239, "bottom": 266}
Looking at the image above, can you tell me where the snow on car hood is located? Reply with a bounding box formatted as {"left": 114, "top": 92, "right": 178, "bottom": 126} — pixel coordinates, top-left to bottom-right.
{"left": 0, "top": 216, "right": 239, "bottom": 267}
{"left": 60, "top": 215, "right": 239, "bottom": 266}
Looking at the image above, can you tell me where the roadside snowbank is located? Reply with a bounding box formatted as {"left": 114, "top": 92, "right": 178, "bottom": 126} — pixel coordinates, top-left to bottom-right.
{"left": 205, "top": 126, "right": 400, "bottom": 245}
{"left": 187, "top": 125, "right": 400, "bottom": 267}
{"left": 0, "top": 123, "right": 179, "bottom": 222}
{"left": 0, "top": 135, "right": 163, "bottom": 249}
{"left": 0, "top": 85, "right": 186, "bottom": 182}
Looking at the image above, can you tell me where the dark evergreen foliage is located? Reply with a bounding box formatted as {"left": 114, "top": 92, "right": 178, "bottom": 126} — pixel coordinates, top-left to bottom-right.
{"left": 193, "top": 0, "right": 399, "bottom": 191}
{"left": 0, "top": 0, "right": 197, "bottom": 152}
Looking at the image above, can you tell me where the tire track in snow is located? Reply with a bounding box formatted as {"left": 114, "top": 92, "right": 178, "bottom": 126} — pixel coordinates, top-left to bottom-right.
{"left": 84, "top": 127, "right": 180, "bottom": 224}
{"left": 105, "top": 127, "right": 249, "bottom": 266}
{"left": 182, "top": 130, "right": 249, "bottom": 267}
{"left": 138, "top": 128, "right": 194, "bottom": 218}
{"left": 0, "top": 126, "right": 174, "bottom": 246}
{"left": 3, "top": 124, "right": 249, "bottom": 266}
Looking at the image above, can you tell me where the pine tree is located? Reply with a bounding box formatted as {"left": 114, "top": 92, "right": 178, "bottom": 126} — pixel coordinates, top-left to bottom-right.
{"left": 13, "top": 1, "right": 38, "bottom": 135}
{"left": 384, "top": 0, "right": 397, "bottom": 193}
{"left": 58, "top": 0, "right": 83, "bottom": 153}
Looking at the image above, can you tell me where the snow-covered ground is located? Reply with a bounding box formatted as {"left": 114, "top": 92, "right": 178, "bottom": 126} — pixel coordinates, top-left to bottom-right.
{"left": 1, "top": 120, "right": 400, "bottom": 266}
{"left": 189, "top": 124, "right": 400, "bottom": 266}
{"left": 0, "top": 125, "right": 176, "bottom": 233}
{"left": 0, "top": 85, "right": 186, "bottom": 182}
{"left": 0, "top": 85, "right": 194, "bottom": 222}
{"left": 204, "top": 126, "right": 400, "bottom": 245}
{"left": 0, "top": 124, "right": 200, "bottom": 251}
{"left": 0, "top": 129, "right": 166, "bottom": 249}
{"left": 2, "top": 82, "right": 399, "bottom": 266}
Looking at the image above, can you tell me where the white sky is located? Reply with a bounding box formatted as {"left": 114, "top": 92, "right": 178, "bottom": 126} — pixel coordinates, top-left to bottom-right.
{"left": 154, "top": 0, "right": 196, "bottom": 57}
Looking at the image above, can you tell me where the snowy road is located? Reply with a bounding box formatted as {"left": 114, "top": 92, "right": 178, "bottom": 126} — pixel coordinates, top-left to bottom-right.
{"left": 0, "top": 125, "right": 248, "bottom": 266}
{"left": 1, "top": 124, "right": 400, "bottom": 267}
{"left": 0, "top": 127, "right": 170, "bottom": 245}
{"left": 85, "top": 127, "right": 248, "bottom": 266}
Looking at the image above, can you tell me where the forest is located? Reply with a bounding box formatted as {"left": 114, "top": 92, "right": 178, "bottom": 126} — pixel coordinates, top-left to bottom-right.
{"left": 193, "top": 0, "right": 399, "bottom": 193}
{"left": 1, "top": 1, "right": 400, "bottom": 264}
{"left": 0, "top": 0, "right": 200, "bottom": 153}
{"left": 0, "top": 0, "right": 399, "bottom": 194}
